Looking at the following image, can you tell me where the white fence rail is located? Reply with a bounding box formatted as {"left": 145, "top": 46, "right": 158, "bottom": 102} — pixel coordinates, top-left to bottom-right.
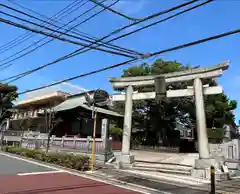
{"left": 209, "top": 139, "right": 240, "bottom": 160}
{"left": 1, "top": 131, "right": 112, "bottom": 154}
{"left": 21, "top": 135, "right": 112, "bottom": 154}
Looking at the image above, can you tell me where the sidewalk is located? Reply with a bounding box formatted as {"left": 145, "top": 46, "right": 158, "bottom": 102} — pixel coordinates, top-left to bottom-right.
{"left": 92, "top": 167, "right": 240, "bottom": 194}
{"left": 90, "top": 167, "right": 209, "bottom": 194}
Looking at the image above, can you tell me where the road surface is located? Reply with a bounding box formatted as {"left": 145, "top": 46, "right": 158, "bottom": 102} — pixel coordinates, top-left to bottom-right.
{"left": 0, "top": 151, "right": 239, "bottom": 194}
{"left": 0, "top": 152, "right": 141, "bottom": 194}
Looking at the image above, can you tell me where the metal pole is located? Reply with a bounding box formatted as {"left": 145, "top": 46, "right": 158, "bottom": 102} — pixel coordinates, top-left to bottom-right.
{"left": 210, "top": 165, "right": 215, "bottom": 194}
{"left": 91, "top": 108, "right": 97, "bottom": 171}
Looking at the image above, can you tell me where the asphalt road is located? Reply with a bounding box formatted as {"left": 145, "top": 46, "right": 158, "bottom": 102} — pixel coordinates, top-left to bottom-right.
{"left": 0, "top": 153, "right": 54, "bottom": 175}
{"left": 0, "top": 152, "right": 140, "bottom": 194}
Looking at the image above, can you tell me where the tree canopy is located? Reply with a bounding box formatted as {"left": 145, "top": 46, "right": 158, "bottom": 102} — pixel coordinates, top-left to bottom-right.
{"left": 0, "top": 83, "right": 18, "bottom": 124}
{"left": 114, "top": 59, "right": 237, "bottom": 145}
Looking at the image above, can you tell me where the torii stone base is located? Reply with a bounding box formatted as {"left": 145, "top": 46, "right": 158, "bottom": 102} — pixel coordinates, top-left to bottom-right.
{"left": 191, "top": 157, "right": 229, "bottom": 180}
{"left": 115, "top": 154, "right": 135, "bottom": 169}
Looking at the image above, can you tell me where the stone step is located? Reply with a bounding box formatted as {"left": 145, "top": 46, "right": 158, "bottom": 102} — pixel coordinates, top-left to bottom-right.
{"left": 133, "top": 161, "right": 193, "bottom": 171}
{"left": 121, "top": 169, "right": 211, "bottom": 185}
{"left": 132, "top": 166, "right": 191, "bottom": 175}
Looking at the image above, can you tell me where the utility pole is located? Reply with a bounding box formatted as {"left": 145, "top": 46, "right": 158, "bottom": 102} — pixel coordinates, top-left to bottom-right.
{"left": 46, "top": 107, "right": 54, "bottom": 153}
{"left": 84, "top": 89, "right": 110, "bottom": 171}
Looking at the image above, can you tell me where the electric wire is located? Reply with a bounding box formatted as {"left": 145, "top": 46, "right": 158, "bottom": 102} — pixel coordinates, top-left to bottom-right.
{"left": 16, "top": 27, "right": 240, "bottom": 95}
{"left": 0, "top": 0, "right": 142, "bottom": 68}
{"left": 0, "top": 0, "right": 83, "bottom": 53}
{"left": 0, "top": 1, "right": 137, "bottom": 60}
{"left": 0, "top": 0, "right": 205, "bottom": 82}
{"left": 5, "top": 0, "right": 139, "bottom": 56}
{"left": 88, "top": 0, "right": 139, "bottom": 21}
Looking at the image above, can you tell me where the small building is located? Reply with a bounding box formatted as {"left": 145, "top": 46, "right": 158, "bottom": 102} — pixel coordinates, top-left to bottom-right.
{"left": 53, "top": 92, "right": 123, "bottom": 138}
{"left": 9, "top": 91, "right": 69, "bottom": 133}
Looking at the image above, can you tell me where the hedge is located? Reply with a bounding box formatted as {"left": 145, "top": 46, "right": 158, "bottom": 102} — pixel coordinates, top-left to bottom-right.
{"left": 3, "top": 146, "right": 89, "bottom": 171}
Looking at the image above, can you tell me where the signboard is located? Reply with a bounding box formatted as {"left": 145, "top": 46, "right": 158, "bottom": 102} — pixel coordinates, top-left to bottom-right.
{"left": 93, "top": 90, "right": 109, "bottom": 103}
{"left": 84, "top": 89, "right": 110, "bottom": 107}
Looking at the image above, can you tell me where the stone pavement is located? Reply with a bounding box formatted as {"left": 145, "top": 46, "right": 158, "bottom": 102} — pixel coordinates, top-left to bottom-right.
{"left": 131, "top": 150, "right": 198, "bottom": 166}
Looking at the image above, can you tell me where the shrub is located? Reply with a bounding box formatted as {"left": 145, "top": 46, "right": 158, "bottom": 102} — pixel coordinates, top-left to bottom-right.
{"left": 109, "top": 127, "right": 122, "bottom": 136}
{"left": 3, "top": 146, "right": 89, "bottom": 171}
{"left": 109, "top": 127, "right": 123, "bottom": 141}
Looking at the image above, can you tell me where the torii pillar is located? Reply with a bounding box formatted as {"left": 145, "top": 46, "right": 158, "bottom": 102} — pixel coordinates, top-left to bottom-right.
{"left": 118, "top": 85, "right": 135, "bottom": 167}
{"left": 194, "top": 78, "right": 210, "bottom": 159}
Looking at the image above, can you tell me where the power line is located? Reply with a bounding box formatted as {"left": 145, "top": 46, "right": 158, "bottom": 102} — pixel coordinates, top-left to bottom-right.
{"left": 67, "top": 0, "right": 213, "bottom": 63}
{"left": 2, "top": 0, "right": 198, "bottom": 54}
{"left": 0, "top": 0, "right": 142, "bottom": 68}
{"left": 99, "top": 0, "right": 213, "bottom": 47}
{"left": 88, "top": 0, "right": 139, "bottom": 21}
{"left": 1, "top": 9, "right": 120, "bottom": 47}
{"left": 0, "top": 0, "right": 108, "bottom": 54}
{"left": 0, "top": 0, "right": 83, "bottom": 53}
{"left": 0, "top": 0, "right": 81, "bottom": 52}
{"left": 0, "top": 0, "right": 202, "bottom": 82}
{"left": 0, "top": 0, "right": 89, "bottom": 58}
{"left": 17, "top": 27, "right": 240, "bottom": 95}
{"left": 0, "top": 2, "right": 90, "bottom": 31}
{"left": 5, "top": 0, "right": 139, "bottom": 56}
{"left": 0, "top": 16, "right": 135, "bottom": 58}
{"left": 0, "top": 0, "right": 140, "bottom": 57}
{"left": 0, "top": 2, "right": 138, "bottom": 59}
{"left": 6, "top": 0, "right": 83, "bottom": 20}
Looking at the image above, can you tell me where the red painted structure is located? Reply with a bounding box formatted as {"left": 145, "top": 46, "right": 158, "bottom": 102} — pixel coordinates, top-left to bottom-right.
{"left": 0, "top": 172, "right": 139, "bottom": 194}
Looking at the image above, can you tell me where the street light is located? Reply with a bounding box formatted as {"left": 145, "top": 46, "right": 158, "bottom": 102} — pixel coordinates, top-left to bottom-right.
{"left": 84, "top": 89, "right": 110, "bottom": 171}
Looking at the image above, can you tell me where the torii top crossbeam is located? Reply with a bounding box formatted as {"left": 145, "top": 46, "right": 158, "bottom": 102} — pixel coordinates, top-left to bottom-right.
{"left": 109, "top": 61, "right": 229, "bottom": 90}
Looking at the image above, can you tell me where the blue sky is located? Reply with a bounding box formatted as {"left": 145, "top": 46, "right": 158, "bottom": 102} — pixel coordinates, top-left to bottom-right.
{"left": 0, "top": 0, "right": 239, "bottom": 122}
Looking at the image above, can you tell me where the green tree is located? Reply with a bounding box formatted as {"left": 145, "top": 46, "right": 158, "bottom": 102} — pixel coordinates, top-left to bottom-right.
{"left": 0, "top": 83, "right": 18, "bottom": 146}
{"left": 114, "top": 59, "right": 237, "bottom": 145}
{"left": 0, "top": 83, "right": 18, "bottom": 124}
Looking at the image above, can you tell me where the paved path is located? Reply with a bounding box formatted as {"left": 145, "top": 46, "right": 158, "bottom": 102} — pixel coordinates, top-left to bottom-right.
{"left": 0, "top": 153, "right": 140, "bottom": 194}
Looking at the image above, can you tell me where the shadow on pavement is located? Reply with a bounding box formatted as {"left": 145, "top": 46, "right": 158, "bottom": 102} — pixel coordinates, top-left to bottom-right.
{"left": 4, "top": 183, "right": 106, "bottom": 194}
{"left": 118, "top": 176, "right": 209, "bottom": 194}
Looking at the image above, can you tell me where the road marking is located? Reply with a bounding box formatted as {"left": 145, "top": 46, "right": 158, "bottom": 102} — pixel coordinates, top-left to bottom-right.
{"left": 18, "top": 170, "right": 63, "bottom": 176}
{"left": 0, "top": 152, "right": 168, "bottom": 194}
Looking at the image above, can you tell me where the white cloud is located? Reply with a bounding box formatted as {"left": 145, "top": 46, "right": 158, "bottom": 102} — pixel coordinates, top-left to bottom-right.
{"left": 113, "top": 0, "right": 146, "bottom": 15}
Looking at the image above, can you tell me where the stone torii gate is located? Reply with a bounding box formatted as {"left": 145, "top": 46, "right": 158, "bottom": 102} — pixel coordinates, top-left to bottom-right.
{"left": 109, "top": 61, "right": 229, "bottom": 175}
